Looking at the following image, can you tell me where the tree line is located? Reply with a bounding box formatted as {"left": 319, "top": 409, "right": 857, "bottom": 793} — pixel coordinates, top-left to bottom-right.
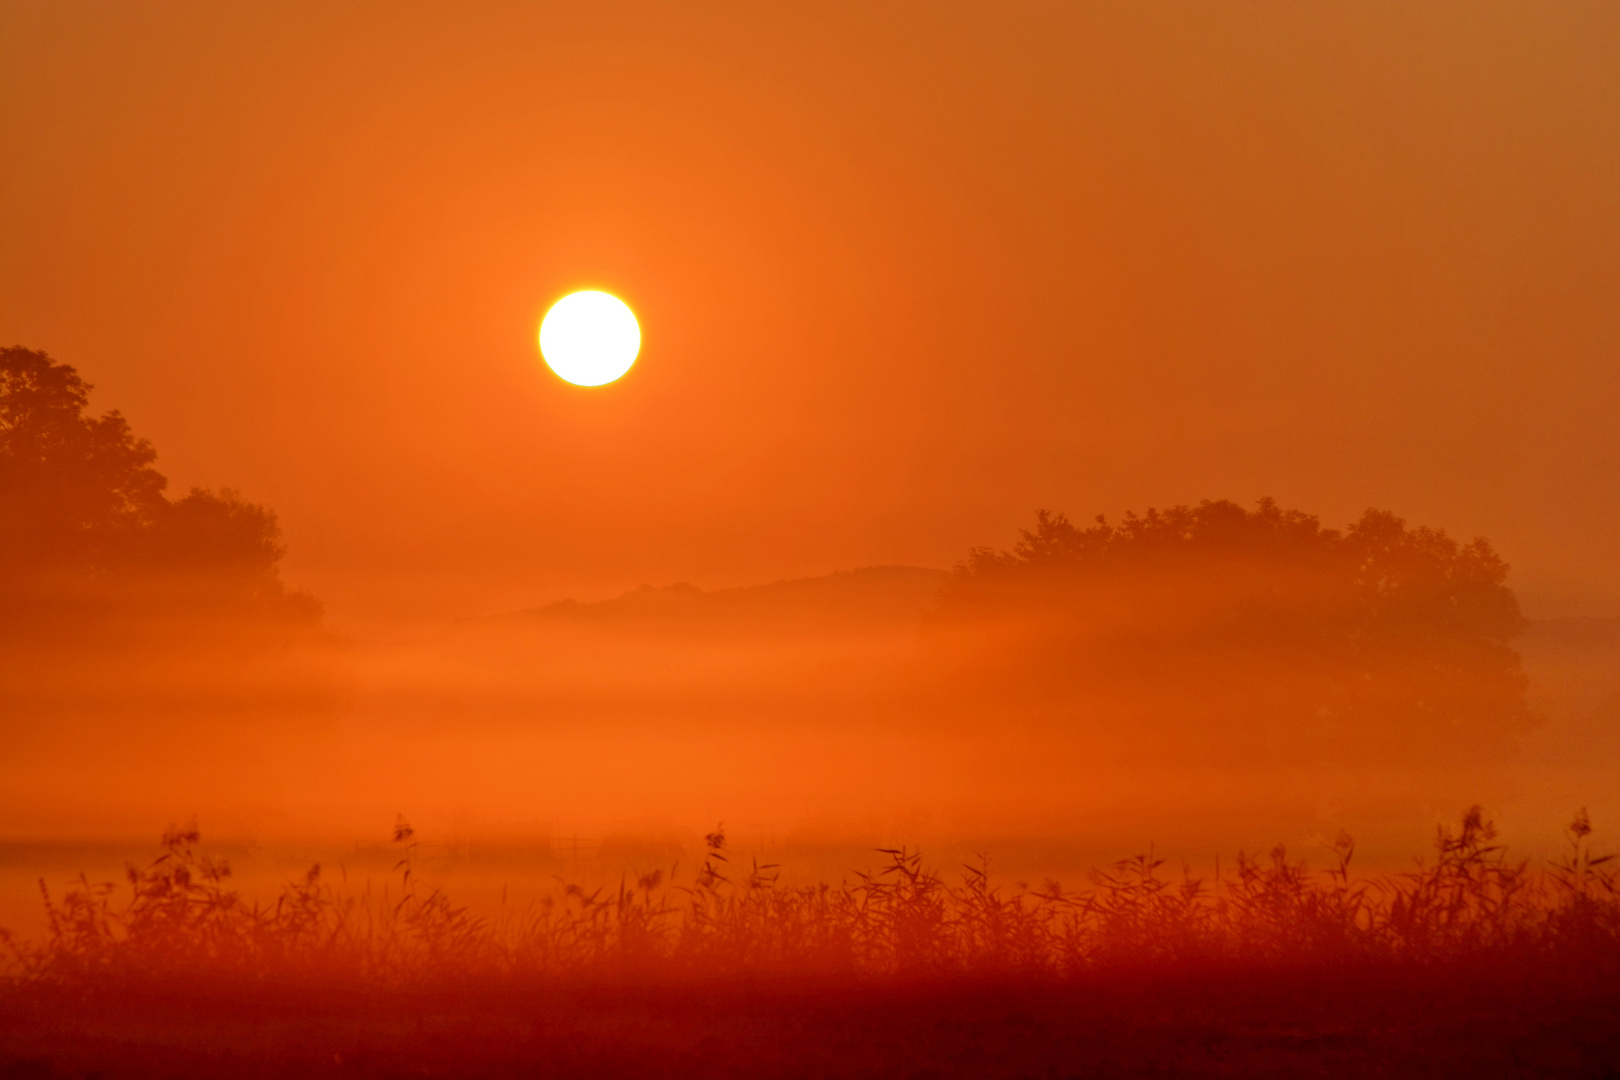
{"left": 1, "top": 345, "right": 1530, "bottom": 756}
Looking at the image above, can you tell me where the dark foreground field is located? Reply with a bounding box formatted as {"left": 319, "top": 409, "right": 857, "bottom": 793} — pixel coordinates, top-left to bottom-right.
{"left": 3, "top": 966, "right": 1620, "bottom": 1079}
{"left": 4, "top": 811, "right": 1619, "bottom": 1078}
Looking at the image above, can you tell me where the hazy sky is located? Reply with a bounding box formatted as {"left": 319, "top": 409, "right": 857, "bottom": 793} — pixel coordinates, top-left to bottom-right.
{"left": 4, "top": 1, "right": 1617, "bottom": 628}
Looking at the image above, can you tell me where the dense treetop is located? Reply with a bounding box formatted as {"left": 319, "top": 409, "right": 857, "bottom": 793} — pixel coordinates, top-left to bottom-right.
{"left": 931, "top": 499, "right": 1531, "bottom": 758}
{"left": 0, "top": 346, "right": 317, "bottom": 641}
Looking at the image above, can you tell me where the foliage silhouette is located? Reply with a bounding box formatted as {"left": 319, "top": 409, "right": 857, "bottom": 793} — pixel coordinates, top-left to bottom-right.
{"left": 6, "top": 808, "right": 1617, "bottom": 986}
{"left": 0, "top": 346, "right": 318, "bottom": 650}
{"left": 928, "top": 499, "right": 1531, "bottom": 760}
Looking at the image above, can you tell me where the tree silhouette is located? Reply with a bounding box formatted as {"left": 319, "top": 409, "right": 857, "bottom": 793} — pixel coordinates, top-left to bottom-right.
{"left": 930, "top": 499, "right": 1531, "bottom": 761}
{"left": 0, "top": 346, "right": 318, "bottom": 646}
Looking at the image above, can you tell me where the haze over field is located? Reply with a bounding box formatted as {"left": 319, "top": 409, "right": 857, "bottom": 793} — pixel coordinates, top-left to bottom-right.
{"left": 0, "top": 0, "right": 1617, "bottom": 934}
{"left": 6, "top": 9, "right": 1620, "bottom": 1076}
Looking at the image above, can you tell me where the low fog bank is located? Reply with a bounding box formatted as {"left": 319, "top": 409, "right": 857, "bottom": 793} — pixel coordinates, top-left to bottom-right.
{"left": 3, "top": 563, "right": 1616, "bottom": 877}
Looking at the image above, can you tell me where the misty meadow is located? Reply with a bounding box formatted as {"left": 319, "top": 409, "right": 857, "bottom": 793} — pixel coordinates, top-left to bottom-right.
{"left": 5, "top": 345, "right": 1620, "bottom": 1076}
{"left": 5, "top": 3, "right": 1620, "bottom": 1077}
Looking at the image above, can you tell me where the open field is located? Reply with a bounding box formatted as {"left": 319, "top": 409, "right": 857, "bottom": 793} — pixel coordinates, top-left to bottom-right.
{"left": 6, "top": 967, "right": 1620, "bottom": 1079}
{"left": 4, "top": 809, "right": 1619, "bottom": 1078}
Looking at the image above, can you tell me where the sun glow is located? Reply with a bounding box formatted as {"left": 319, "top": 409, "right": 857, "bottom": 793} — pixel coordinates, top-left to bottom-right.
{"left": 538, "top": 291, "right": 640, "bottom": 387}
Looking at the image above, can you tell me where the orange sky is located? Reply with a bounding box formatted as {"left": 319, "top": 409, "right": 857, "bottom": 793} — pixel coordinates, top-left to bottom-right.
{"left": 3, "top": 2, "right": 1617, "bottom": 629}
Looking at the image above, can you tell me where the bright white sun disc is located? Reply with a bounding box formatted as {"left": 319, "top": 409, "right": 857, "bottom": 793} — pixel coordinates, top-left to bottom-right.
{"left": 538, "top": 291, "right": 640, "bottom": 386}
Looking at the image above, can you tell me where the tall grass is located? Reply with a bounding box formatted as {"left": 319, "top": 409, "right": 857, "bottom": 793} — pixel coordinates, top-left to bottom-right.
{"left": 4, "top": 809, "right": 1618, "bottom": 991}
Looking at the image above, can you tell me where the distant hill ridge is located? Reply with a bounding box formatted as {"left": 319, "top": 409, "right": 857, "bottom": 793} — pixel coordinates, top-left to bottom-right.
{"left": 510, "top": 565, "right": 949, "bottom": 629}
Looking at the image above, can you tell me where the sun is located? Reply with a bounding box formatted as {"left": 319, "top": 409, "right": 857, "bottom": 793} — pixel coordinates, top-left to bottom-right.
{"left": 538, "top": 291, "right": 640, "bottom": 387}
